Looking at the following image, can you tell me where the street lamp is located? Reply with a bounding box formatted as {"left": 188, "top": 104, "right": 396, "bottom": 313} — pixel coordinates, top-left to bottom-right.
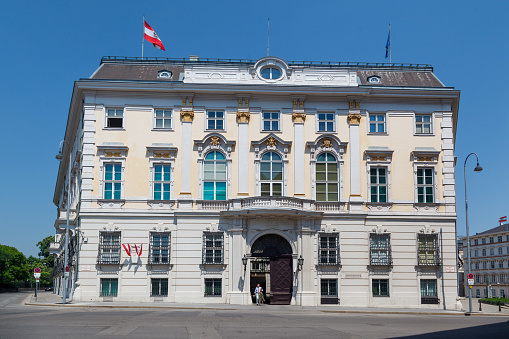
{"left": 464, "top": 153, "right": 482, "bottom": 314}
{"left": 297, "top": 256, "right": 304, "bottom": 272}
{"left": 242, "top": 254, "right": 248, "bottom": 271}
{"left": 56, "top": 140, "right": 72, "bottom": 304}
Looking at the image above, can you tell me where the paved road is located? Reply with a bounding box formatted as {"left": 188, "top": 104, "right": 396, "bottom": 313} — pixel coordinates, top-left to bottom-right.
{"left": 1, "top": 292, "right": 508, "bottom": 338}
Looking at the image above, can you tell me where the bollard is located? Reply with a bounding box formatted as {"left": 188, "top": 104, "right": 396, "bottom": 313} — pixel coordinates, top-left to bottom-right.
{"left": 499, "top": 301, "right": 501, "bottom": 312}
{"left": 479, "top": 300, "right": 482, "bottom": 311}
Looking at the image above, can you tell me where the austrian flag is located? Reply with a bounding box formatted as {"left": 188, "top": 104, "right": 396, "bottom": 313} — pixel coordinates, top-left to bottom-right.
{"left": 499, "top": 216, "right": 507, "bottom": 223}
{"left": 144, "top": 20, "right": 165, "bottom": 51}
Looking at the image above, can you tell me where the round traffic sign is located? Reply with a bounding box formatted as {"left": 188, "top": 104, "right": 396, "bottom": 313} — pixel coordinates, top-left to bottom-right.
{"left": 34, "top": 267, "right": 41, "bottom": 273}
{"left": 468, "top": 273, "right": 474, "bottom": 280}
{"left": 65, "top": 266, "right": 70, "bottom": 273}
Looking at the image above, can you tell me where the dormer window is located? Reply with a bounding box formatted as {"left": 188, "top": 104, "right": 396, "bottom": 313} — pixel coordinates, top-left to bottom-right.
{"left": 158, "top": 70, "right": 172, "bottom": 79}
{"left": 254, "top": 57, "right": 288, "bottom": 82}
{"left": 261, "top": 67, "right": 282, "bottom": 80}
{"left": 367, "top": 76, "right": 381, "bottom": 84}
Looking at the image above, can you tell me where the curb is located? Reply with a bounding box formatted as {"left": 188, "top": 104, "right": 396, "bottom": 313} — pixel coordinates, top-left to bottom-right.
{"left": 23, "top": 301, "right": 509, "bottom": 316}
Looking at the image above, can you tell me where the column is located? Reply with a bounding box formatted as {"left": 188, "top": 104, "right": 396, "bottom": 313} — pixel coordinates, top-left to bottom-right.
{"left": 347, "top": 101, "right": 363, "bottom": 211}
{"left": 237, "top": 109, "right": 250, "bottom": 196}
{"left": 292, "top": 110, "right": 306, "bottom": 197}
{"left": 179, "top": 107, "right": 194, "bottom": 207}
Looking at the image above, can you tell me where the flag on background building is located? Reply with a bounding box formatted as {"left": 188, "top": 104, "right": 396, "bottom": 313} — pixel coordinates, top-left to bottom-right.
{"left": 144, "top": 20, "right": 165, "bottom": 51}
{"left": 499, "top": 216, "right": 507, "bottom": 223}
{"left": 385, "top": 28, "right": 391, "bottom": 59}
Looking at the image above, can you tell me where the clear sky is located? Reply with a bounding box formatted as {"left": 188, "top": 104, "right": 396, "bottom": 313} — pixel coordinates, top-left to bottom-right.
{"left": 0, "top": 0, "right": 507, "bottom": 257}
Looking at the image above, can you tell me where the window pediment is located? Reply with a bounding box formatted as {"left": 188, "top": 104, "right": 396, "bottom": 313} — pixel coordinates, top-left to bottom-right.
{"left": 97, "top": 143, "right": 128, "bottom": 158}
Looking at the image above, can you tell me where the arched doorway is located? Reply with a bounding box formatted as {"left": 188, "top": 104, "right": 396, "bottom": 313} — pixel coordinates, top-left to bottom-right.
{"left": 250, "top": 234, "right": 293, "bottom": 305}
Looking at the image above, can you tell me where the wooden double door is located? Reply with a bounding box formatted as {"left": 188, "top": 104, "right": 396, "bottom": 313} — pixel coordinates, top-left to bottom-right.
{"left": 269, "top": 255, "right": 293, "bottom": 305}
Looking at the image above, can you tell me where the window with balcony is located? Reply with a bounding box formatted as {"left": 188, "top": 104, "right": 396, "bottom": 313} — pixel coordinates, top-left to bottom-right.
{"left": 370, "top": 234, "right": 391, "bottom": 266}
{"left": 151, "top": 278, "right": 168, "bottom": 297}
{"left": 372, "top": 279, "right": 389, "bottom": 297}
{"left": 202, "top": 232, "right": 223, "bottom": 264}
{"left": 420, "top": 279, "right": 438, "bottom": 304}
{"left": 100, "top": 278, "right": 118, "bottom": 297}
{"left": 203, "top": 151, "right": 227, "bottom": 200}
{"left": 316, "top": 153, "right": 339, "bottom": 202}
{"left": 260, "top": 152, "right": 283, "bottom": 196}
{"left": 319, "top": 233, "right": 340, "bottom": 265}
{"left": 417, "top": 234, "right": 439, "bottom": 266}
{"left": 149, "top": 232, "right": 170, "bottom": 265}
{"left": 97, "top": 232, "right": 121, "bottom": 264}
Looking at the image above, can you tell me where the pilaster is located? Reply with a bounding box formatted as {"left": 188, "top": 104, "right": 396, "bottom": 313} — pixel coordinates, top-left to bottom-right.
{"left": 179, "top": 97, "right": 194, "bottom": 198}
{"left": 292, "top": 99, "right": 306, "bottom": 197}
{"left": 237, "top": 98, "right": 250, "bottom": 196}
{"left": 347, "top": 101, "right": 363, "bottom": 210}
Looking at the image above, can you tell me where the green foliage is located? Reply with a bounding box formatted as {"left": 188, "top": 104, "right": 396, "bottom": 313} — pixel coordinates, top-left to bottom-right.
{"left": 37, "top": 236, "right": 54, "bottom": 260}
{"left": 0, "top": 244, "right": 28, "bottom": 287}
{"left": 479, "top": 298, "right": 509, "bottom": 305}
{"left": 27, "top": 256, "right": 52, "bottom": 286}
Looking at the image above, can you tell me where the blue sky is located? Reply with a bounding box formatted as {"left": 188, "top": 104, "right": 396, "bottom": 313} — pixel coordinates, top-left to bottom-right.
{"left": 0, "top": 0, "right": 507, "bottom": 256}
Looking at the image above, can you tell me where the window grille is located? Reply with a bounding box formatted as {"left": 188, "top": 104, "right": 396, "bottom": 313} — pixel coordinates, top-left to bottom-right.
{"left": 319, "top": 233, "right": 340, "bottom": 265}
{"left": 100, "top": 278, "right": 118, "bottom": 296}
{"left": 204, "top": 278, "right": 222, "bottom": 296}
{"left": 202, "top": 232, "right": 224, "bottom": 264}
{"left": 151, "top": 278, "right": 168, "bottom": 297}
{"left": 320, "top": 279, "right": 339, "bottom": 304}
{"left": 370, "top": 234, "right": 392, "bottom": 266}
{"left": 420, "top": 279, "right": 439, "bottom": 304}
{"left": 149, "top": 232, "right": 170, "bottom": 265}
{"left": 417, "top": 234, "right": 440, "bottom": 266}
{"left": 372, "top": 279, "right": 389, "bottom": 297}
{"left": 97, "top": 232, "right": 121, "bottom": 264}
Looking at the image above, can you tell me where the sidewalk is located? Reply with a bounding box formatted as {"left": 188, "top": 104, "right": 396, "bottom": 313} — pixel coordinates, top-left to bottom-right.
{"left": 25, "top": 292, "right": 509, "bottom": 316}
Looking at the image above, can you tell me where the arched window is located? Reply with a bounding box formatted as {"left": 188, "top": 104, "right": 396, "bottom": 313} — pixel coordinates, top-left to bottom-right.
{"left": 316, "top": 153, "right": 339, "bottom": 201}
{"left": 203, "top": 151, "right": 226, "bottom": 200}
{"left": 260, "top": 152, "right": 283, "bottom": 196}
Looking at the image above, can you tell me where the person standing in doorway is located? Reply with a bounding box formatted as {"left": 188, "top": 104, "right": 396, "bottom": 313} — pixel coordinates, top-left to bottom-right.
{"left": 254, "top": 284, "right": 263, "bottom": 306}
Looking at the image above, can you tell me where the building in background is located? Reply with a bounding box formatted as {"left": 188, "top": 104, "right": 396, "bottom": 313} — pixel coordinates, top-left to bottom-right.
{"left": 462, "top": 224, "right": 509, "bottom": 298}
{"left": 51, "top": 56, "right": 461, "bottom": 308}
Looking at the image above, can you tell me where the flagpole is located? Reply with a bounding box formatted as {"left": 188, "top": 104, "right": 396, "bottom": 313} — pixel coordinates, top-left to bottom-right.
{"left": 267, "top": 18, "right": 270, "bottom": 56}
{"left": 389, "top": 23, "right": 391, "bottom": 64}
{"left": 142, "top": 15, "right": 145, "bottom": 60}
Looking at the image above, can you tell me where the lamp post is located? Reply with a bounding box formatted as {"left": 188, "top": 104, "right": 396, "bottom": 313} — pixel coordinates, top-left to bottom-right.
{"left": 56, "top": 140, "right": 72, "bottom": 304}
{"left": 464, "top": 153, "right": 482, "bottom": 314}
{"left": 242, "top": 254, "right": 248, "bottom": 271}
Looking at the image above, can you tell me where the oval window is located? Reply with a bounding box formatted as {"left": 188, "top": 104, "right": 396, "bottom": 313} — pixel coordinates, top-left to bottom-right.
{"left": 261, "top": 67, "right": 282, "bottom": 80}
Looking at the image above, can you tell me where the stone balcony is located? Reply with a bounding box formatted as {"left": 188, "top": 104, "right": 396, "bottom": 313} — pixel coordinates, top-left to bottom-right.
{"left": 49, "top": 241, "right": 60, "bottom": 256}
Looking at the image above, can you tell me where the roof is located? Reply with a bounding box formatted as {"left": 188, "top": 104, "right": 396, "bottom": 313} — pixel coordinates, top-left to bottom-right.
{"left": 475, "top": 224, "right": 509, "bottom": 236}
{"left": 89, "top": 56, "right": 445, "bottom": 88}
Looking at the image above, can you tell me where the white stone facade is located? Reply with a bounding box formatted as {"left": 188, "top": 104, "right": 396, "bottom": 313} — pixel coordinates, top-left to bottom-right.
{"left": 52, "top": 56, "right": 461, "bottom": 309}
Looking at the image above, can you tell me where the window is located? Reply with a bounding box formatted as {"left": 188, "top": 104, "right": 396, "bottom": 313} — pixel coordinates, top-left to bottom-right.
{"left": 260, "top": 152, "right": 283, "bottom": 196}
{"left": 260, "top": 67, "right": 281, "bottom": 80}
{"left": 98, "top": 232, "right": 121, "bottom": 264}
{"left": 475, "top": 262, "right": 479, "bottom": 269}
{"left": 490, "top": 261, "right": 495, "bottom": 269}
{"left": 104, "top": 163, "right": 122, "bottom": 200}
{"left": 369, "top": 114, "right": 386, "bottom": 133}
{"left": 417, "top": 234, "right": 439, "bottom": 266}
{"left": 489, "top": 237, "right": 494, "bottom": 244}
{"left": 500, "top": 274, "right": 505, "bottom": 283}
{"left": 490, "top": 248, "right": 494, "bottom": 256}
{"left": 151, "top": 278, "right": 168, "bottom": 297}
{"left": 476, "top": 289, "right": 480, "bottom": 297}
{"left": 154, "top": 109, "right": 172, "bottom": 129}
{"left": 474, "top": 239, "right": 478, "bottom": 245}
{"left": 370, "top": 234, "right": 391, "bottom": 266}
{"left": 202, "top": 232, "right": 223, "bottom": 264}
{"left": 204, "top": 278, "right": 222, "bottom": 296}
{"left": 483, "top": 261, "right": 487, "bottom": 269}
{"left": 203, "top": 152, "right": 227, "bottom": 200}
{"left": 507, "top": 246, "right": 509, "bottom": 254}
{"left": 370, "top": 167, "right": 387, "bottom": 203}
{"left": 499, "top": 260, "right": 504, "bottom": 268}
{"left": 420, "top": 279, "right": 438, "bottom": 304}
{"left": 416, "top": 168, "right": 434, "bottom": 203}
{"left": 100, "top": 278, "right": 118, "bottom": 297}
{"left": 415, "top": 114, "right": 432, "bottom": 134}
{"left": 153, "top": 164, "right": 171, "bottom": 200}
{"left": 498, "top": 236, "right": 503, "bottom": 242}
{"left": 372, "top": 279, "right": 389, "bottom": 297}
{"left": 482, "top": 238, "right": 486, "bottom": 244}
{"left": 507, "top": 235, "right": 509, "bottom": 241}
{"left": 262, "top": 112, "right": 280, "bottom": 131}
{"left": 474, "top": 249, "right": 479, "bottom": 257}
{"left": 501, "top": 289, "right": 506, "bottom": 298}
{"left": 206, "top": 111, "right": 224, "bottom": 130}
{"left": 475, "top": 275, "right": 480, "bottom": 283}
{"left": 318, "top": 113, "right": 335, "bottom": 132}
{"left": 149, "top": 232, "right": 170, "bottom": 264}
{"left": 106, "top": 108, "right": 124, "bottom": 128}
{"left": 320, "top": 279, "right": 338, "bottom": 304}
{"left": 316, "top": 153, "right": 339, "bottom": 202}
{"left": 319, "top": 233, "right": 340, "bottom": 265}
{"left": 482, "top": 249, "right": 486, "bottom": 256}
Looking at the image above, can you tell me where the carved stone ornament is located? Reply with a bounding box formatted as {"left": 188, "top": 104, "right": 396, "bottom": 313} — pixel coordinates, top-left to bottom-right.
{"left": 347, "top": 113, "right": 362, "bottom": 125}
{"left": 153, "top": 152, "right": 174, "bottom": 159}
{"left": 236, "top": 111, "right": 251, "bottom": 123}
{"left": 180, "top": 110, "right": 194, "bottom": 122}
{"left": 266, "top": 136, "right": 277, "bottom": 147}
{"left": 321, "top": 138, "right": 333, "bottom": 148}
{"left": 417, "top": 156, "right": 434, "bottom": 162}
{"left": 104, "top": 152, "right": 122, "bottom": 158}
{"left": 292, "top": 112, "right": 306, "bottom": 123}
{"left": 371, "top": 155, "right": 386, "bottom": 162}
{"left": 349, "top": 101, "right": 360, "bottom": 109}
{"left": 210, "top": 136, "right": 221, "bottom": 146}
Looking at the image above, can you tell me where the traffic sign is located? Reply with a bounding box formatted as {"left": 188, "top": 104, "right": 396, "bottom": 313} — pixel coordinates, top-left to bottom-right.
{"left": 467, "top": 273, "right": 474, "bottom": 280}
{"left": 34, "top": 267, "right": 41, "bottom": 273}
{"left": 34, "top": 273, "right": 41, "bottom": 278}
{"left": 468, "top": 278, "right": 474, "bottom": 285}
{"left": 35, "top": 278, "right": 40, "bottom": 282}
{"left": 65, "top": 266, "right": 70, "bottom": 273}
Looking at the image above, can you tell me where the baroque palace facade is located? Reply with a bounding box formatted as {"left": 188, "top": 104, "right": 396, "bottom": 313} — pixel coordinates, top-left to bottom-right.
{"left": 50, "top": 56, "right": 461, "bottom": 308}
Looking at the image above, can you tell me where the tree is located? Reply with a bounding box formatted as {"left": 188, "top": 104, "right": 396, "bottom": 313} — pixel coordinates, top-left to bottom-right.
{"left": 37, "top": 235, "right": 55, "bottom": 267}
{"left": 27, "top": 256, "right": 52, "bottom": 286}
{"left": 0, "top": 244, "right": 28, "bottom": 287}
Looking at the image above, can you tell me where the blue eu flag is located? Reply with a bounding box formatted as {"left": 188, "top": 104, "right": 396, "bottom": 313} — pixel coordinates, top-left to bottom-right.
{"left": 385, "top": 30, "right": 391, "bottom": 59}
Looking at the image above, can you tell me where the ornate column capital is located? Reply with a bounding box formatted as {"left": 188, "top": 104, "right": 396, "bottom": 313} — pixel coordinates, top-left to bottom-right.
{"left": 292, "top": 112, "right": 306, "bottom": 123}
{"left": 236, "top": 111, "right": 251, "bottom": 123}
{"left": 180, "top": 110, "right": 194, "bottom": 122}
{"left": 347, "top": 113, "right": 361, "bottom": 125}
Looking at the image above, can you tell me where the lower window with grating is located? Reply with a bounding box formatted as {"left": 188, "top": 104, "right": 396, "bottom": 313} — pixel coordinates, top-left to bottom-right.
{"left": 151, "top": 278, "right": 168, "bottom": 297}
{"left": 420, "top": 279, "right": 438, "bottom": 304}
{"left": 204, "top": 278, "right": 222, "bottom": 297}
{"left": 321, "top": 279, "right": 339, "bottom": 304}
{"left": 100, "top": 278, "right": 118, "bottom": 297}
{"left": 372, "top": 279, "right": 389, "bottom": 297}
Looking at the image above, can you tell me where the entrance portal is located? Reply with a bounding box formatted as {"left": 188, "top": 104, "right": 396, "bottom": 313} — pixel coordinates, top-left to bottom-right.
{"left": 250, "top": 234, "right": 293, "bottom": 305}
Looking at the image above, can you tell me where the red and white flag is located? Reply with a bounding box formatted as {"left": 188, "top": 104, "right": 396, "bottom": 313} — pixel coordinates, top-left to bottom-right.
{"left": 499, "top": 216, "right": 507, "bottom": 223}
{"left": 144, "top": 20, "right": 165, "bottom": 51}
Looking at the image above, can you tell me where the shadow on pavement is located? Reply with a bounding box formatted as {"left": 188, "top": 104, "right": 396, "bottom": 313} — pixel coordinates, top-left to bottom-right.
{"left": 396, "top": 320, "right": 509, "bottom": 338}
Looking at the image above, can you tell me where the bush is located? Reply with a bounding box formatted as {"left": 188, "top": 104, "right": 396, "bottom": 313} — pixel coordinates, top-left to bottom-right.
{"left": 479, "top": 297, "right": 509, "bottom": 305}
